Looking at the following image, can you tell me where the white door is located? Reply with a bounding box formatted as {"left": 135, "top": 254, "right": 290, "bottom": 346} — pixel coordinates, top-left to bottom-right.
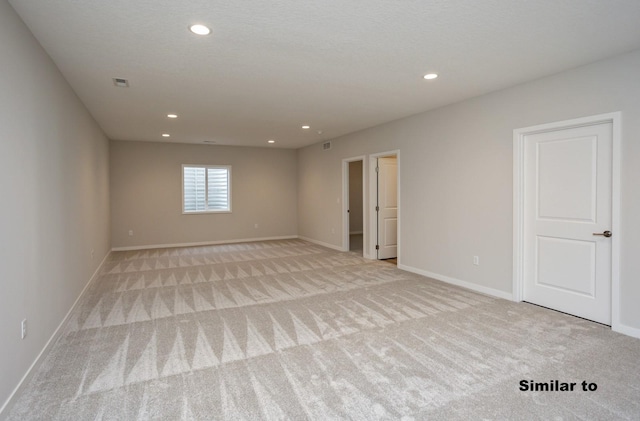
{"left": 377, "top": 157, "right": 397, "bottom": 259}
{"left": 524, "top": 122, "right": 612, "bottom": 324}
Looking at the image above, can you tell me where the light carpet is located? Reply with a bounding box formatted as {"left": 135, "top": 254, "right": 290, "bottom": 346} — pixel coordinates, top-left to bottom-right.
{"left": 6, "top": 239, "right": 640, "bottom": 420}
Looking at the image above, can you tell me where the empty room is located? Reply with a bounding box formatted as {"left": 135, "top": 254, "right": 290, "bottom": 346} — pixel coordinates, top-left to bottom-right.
{"left": 2, "top": 0, "right": 640, "bottom": 419}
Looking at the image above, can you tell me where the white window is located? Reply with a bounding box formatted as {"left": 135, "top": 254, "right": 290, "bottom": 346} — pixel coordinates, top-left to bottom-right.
{"left": 182, "top": 165, "right": 231, "bottom": 213}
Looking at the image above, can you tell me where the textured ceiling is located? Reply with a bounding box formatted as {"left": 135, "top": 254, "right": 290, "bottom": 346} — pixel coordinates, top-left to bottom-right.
{"left": 8, "top": 0, "right": 640, "bottom": 148}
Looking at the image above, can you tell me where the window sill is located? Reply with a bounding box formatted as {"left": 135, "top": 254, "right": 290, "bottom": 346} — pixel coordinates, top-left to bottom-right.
{"left": 182, "top": 210, "right": 232, "bottom": 215}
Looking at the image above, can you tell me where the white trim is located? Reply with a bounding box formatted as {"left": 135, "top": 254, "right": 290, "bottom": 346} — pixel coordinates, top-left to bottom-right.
{"left": 610, "top": 114, "right": 622, "bottom": 332}
{"left": 111, "top": 235, "right": 299, "bottom": 251}
{"left": 368, "top": 150, "right": 401, "bottom": 262}
{"left": 613, "top": 323, "right": 640, "bottom": 340}
{"left": 513, "top": 112, "right": 622, "bottom": 328}
{"left": 0, "top": 251, "right": 111, "bottom": 417}
{"left": 298, "top": 236, "right": 344, "bottom": 252}
{"left": 398, "top": 263, "right": 513, "bottom": 301}
{"left": 342, "top": 156, "right": 367, "bottom": 254}
{"left": 183, "top": 210, "right": 232, "bottom": 215}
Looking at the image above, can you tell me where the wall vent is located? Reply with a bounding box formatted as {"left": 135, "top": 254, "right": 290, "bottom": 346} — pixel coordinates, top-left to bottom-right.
{"left": 112, "top": 78, "right": 129, "bottom": 88}
{"left": 322, "top": 141, "right": 331, "bottom": 150}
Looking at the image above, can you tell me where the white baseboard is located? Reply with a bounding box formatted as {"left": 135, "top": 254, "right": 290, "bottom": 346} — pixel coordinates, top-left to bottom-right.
{"left": 397, "top": 263, "right": 514, "bottom": 301}
{"left": 111, "top": 235, "right": 299, "bottom": 252}
{"left": 298, "top": 236, "right": 344, "bottom": 252}
{"left": 398, "top": 264, "right": 640, "bottom": 339}
{"left": 613, "top": 322, "right": 640, "bottom": 339}
{"left": 0, "top": 251, "right": 111, "bottom": 419}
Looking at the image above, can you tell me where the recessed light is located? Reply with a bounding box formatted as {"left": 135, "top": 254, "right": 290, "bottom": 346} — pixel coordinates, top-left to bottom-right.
{"left": 302, "top": 125, "right": 310, "bottom": 129}
{"left": 189, "top": 24, "right": 211, "bottom": 35}
{"left": 162, "top": 134, "right": 170, "bottom": 137}
{"left": 268, "top": 140, "right": 275, "bottom": 144}
{"left": 167, "top": 114, "right": 178, "bottom": 119}
{"left": 423, "top": 73, "right": 438, "bottom": 80}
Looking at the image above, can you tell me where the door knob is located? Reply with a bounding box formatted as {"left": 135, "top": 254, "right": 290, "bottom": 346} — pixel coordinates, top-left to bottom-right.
{"left": 593, "top": 231, "right": 612, "bottom": 237}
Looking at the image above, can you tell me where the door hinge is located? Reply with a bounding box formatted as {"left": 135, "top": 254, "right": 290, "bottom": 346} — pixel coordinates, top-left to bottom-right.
{"left": 375, "top": 245, "right": 380, "bottom": 250}
{"left": 375, "top": 166, "right": 379, "bottom": 173}
{"left": 375, "top": 206, "right": 379, "bottom": 211}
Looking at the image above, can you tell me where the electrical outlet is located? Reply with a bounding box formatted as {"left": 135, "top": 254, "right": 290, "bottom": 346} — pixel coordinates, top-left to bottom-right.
{"left": 254, "top": 223, "right": 259, "bottom": 229}
{"left": 128, "top": 230, "right": 134, "bottom": 236}
{"left": 21, "top": 319, "right": 27, "bottom": 339}
{"left": 331, "top": 227, "right": 335, "bottom": 234}
{"left": 473, "top": 256, "right": 480, "bottom": 266}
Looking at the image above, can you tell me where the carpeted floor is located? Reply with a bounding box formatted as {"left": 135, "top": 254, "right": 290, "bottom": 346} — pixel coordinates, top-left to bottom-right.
{"left": 6, "top": 239, "right": 640, "bottom": 420}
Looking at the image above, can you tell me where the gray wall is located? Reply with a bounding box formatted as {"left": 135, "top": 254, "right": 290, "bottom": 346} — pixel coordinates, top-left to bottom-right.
{"left": 110, "top": 141, "right": 298, "bottom": 248}
{"left": 298, "top": 48, "right": 640, "bottom": 331}
{"left": 0, "top": 0, "right": 111, "bottom": 410}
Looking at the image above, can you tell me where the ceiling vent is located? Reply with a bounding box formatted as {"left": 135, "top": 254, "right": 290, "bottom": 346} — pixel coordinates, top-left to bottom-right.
{"left": 322, "top": 141, "right": 331, "bottom": 151}
{"left": 112, "top": 78, "right": 129, "bottom": 88}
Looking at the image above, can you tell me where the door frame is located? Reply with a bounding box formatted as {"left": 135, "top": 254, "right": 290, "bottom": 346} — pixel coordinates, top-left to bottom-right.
{"left": 512, "top": 112, "right": 621, "bottom": 329}
{"left": 342, "top": 156, "right": 366, "bottom": 255}
{"left": 369, "top": 150, "right": 400, "bottom": 261}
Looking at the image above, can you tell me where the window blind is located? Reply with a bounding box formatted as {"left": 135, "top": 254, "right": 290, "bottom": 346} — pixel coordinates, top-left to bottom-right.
{"left": 207, "top": 168, "right": 229, "bottom": 210}
{"left": 183, "top": 165, "right": 230, "bottom": 212}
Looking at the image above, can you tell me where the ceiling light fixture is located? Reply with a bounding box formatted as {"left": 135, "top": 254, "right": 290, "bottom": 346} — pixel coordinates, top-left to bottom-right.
{"left": 268, "top": 140, "right": 275, "bottom": 144}
{"left": 302, "top": 125, "right": 310, "bottom": 129}
{"left": 167, "top": 114, "right": 178, "bottom": 119}
{"left": 423, "top": 73, "right": 438, "bottom": 80}
{"left": 162, "top": 133, "right": 170, "bottom": 137}
{"left": 189, "top": 24, "right": 211, "bottom": 35}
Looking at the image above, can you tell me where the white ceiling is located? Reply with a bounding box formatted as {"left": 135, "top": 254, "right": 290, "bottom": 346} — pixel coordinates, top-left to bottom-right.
{"left": 9, "top": 0, "right": 640, "bottom": 149}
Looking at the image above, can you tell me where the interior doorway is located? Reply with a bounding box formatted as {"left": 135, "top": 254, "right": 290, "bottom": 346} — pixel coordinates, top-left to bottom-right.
{"left": 348, "top": 160, "right": 364, "bottom": 253}
{"left": 342, "top": 156, "right": 366, "bottom": 256}
{"left": 513, "top": 112, "right": 621, "bottom": 328}
{"left": 369, "top": 151, "right": 399, "bottom": 262}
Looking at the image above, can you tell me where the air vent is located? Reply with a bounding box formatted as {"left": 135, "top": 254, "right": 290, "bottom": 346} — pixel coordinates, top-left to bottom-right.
{"left": 112, "top": 78, "right": 129, "bottom": 88}
{"left": 203, "top": 140, "right": 216, "bottom": 144}
{"left": 322, "top": 141, "right": 331, "bottom": 150}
